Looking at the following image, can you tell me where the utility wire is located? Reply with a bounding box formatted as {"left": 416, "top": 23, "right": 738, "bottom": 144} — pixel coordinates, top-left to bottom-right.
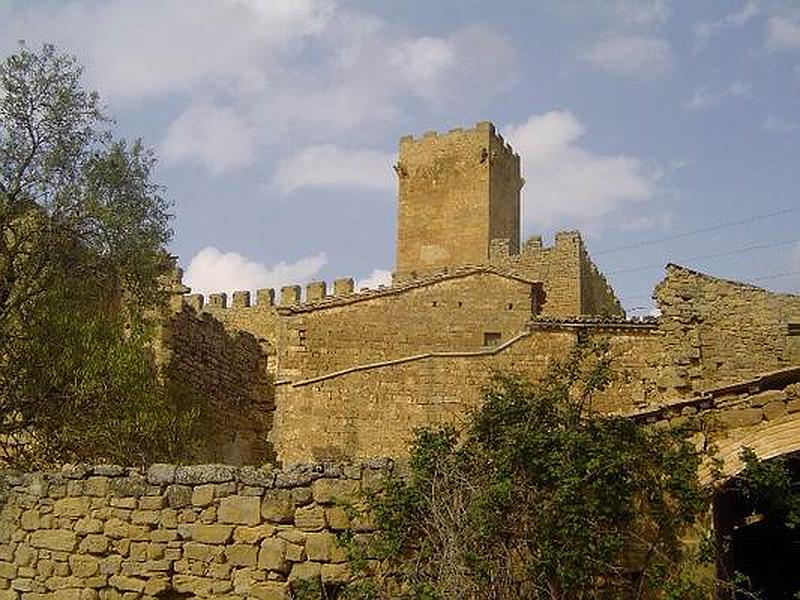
{"left": 607, "top": 238, "right": 800, "bottom": 276}
{"left": 593, "top": 206, "right": 800, "bottom": 256}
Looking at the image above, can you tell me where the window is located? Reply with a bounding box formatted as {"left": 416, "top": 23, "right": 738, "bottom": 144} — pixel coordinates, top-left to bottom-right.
{"left": 789, "top": 323, "right": 800, "bottom": 336}
{"left": 484, "top": 332, "right": 501, "bottom": 347}
{"left": 507, "top": 303, "right": 514, "bottom": 310}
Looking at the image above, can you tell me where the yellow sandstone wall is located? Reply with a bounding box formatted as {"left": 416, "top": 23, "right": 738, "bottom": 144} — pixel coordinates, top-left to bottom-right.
{"left": 655, "top": 265, "right": 800, "bottom": 394}
{"left": 0, "top": 461, "right": 391, "bottom": 599}
{"left": 394, "top": 122, "right": 522, "bottom": 278}
{"left": 278, "top": 269, "right": 542, "bottom": 380}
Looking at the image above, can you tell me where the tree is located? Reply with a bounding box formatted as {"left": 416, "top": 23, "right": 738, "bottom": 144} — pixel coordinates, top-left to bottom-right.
{"left": 335, "top": 341, "right": 717, "bottom": 599}
{"left": 0, "top": 43, "right": 203, "bottom": 467}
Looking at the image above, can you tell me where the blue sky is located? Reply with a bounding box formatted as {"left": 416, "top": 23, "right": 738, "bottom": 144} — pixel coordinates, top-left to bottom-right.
{"left": 2, "top": 0, "right": 799, "bottom": 313}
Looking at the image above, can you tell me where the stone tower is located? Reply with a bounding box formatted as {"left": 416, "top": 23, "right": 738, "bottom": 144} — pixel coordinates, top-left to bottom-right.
{"left": 394, "top": 121, "right": 524, "bottom": 280}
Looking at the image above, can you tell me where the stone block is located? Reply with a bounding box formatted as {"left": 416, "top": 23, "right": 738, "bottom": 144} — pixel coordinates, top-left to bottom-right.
{"left": 226, "top": 544, "right": 258, "bottom": 567}
{"left": 294, "top": 505, "right": 326, "bottom": 531}
{"left": 306, "top": 281, "right": 327, "bottom": 302}
{"left": 258, "top": 538, "right": 288, "bottom": 573}
{"left": 191, "top": 484, "right": 215, "bottom": 507}
{"left": 249, "top": 581, "right": 289, "bottom": 600}
{"left": 29, "top": 530, "right": 77, "bottom": 552}
{"left": 233, "top": 290, "right": 251, "bottom": 308}
{"left": 146, "top": 464, "right": 176, "bottom": 485}
{"left": 218, "top": 495, "right": 261, "bottom": 526}
{"left": 312, "top": 479, "right": 359, "bottom": 505}
{"left": 262, "top": 490, "right": 294, "bottom": 524}
{"left": 333, "top": 278, "right": 354, "bottom": 296}
{"left": 763, "top": 400, "right": 788, "bottom": 421}
{"left": 256, "top": 288, "right": 275, "bottom": 307}
{"left": 190, "top": 524, "right": 232, "bottom": 545}
{"left": 749, "top": 390, "right": 787, "bottom": 407}
{"left": 53, "top": 497, "right": 90, "bottom": 517}
{"left": 280, "top": 285, "right": 301, "bottom": 306}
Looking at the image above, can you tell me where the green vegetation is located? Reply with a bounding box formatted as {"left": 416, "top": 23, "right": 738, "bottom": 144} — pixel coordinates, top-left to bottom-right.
{"left": 0, "top": 43, "right": 206, "bottom": 467}
{"left": 292, "top": 341, "right": 721, "bottom": 599}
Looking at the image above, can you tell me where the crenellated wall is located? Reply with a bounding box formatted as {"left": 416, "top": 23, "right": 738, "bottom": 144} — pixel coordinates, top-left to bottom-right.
{"left": 489, "top": 231, "right": 624, "bottom": 317}
{"left": 0, "top": 460, "right": 392, "bottom": 599}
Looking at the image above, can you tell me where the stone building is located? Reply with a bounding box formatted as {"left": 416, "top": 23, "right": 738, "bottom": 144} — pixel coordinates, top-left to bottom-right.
{"left": 162, "top": 122, "right": 800, "bottom": 466}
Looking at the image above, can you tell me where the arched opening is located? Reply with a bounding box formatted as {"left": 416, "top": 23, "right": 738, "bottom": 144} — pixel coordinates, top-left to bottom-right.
{"left": 714, "top": 451, "right": 800, "bottom": 599}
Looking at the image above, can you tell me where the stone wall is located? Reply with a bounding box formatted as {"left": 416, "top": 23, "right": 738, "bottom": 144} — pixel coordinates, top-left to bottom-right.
{"left": 394, "top": 122, "right": 522, "bottom": 278}
{"left": 489, "top": 231, "right": 624, "bottom": 317}
{"left": 655, "top": 265, "right": 800, "bottom": 394}
{"left": 278, "top": 269, "right": 542, "bottom": 380}
{"left": 0, "top": 461, "right": 391, "bottom": 599}
{"left": 161, "top": 305, "right": 274, "bottom": 466}
{"left": 273, "top": 320, "right": 668, "bottom": 464}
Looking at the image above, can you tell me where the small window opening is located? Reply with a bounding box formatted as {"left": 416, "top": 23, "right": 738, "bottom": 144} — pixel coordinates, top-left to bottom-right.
{"left": 789, "top": 323, "right": 800, "bottom": 336}
{"left": 432, "top": 301, "right": 438, "bottom": 307}
{"left": 507, "top": 303, "right": 514, "bottom": 310}
{"left": 484, "top": 332, "right": 501, "bottom": 347}
{"left": 458, "top": 301, "right": 463, "bottom": 308}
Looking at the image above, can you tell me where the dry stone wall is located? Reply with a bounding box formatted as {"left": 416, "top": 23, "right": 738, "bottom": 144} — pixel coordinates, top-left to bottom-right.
{"left": 0, "top": 461, "right": 392, "bottom": 599}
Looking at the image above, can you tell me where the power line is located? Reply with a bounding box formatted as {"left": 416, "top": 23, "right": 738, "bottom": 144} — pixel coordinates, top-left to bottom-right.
{"left": 593, "top": 206, "right": 800, "bottom": 256}
{"left": 607, "top": 238, "right": 800, "bottom": 276}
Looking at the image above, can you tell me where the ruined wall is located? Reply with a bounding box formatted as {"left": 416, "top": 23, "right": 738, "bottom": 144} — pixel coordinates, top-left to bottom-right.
{"left": 273, "top": 321, "right": 667, "bottom": 464}
{"left": 655, "top": 265, "right": 800, "bottom": 394}
{"left": 490, "top": 231, "right": 623, "bottom": 317}
{"left": 0, "top": 461, "right": 391, "bottom": 599}
{"left": 161, "top": 305, "right": 274, "bottom": 466}
{"left": 395, "top": 122, "right": 522, "bottom": 278}
{"left": 278, "top": 270, "right": 541, "bottom": 381}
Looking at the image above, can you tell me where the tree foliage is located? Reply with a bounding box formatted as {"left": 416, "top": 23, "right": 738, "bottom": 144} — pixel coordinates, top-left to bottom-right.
{"left": 0, "top": 43, "right": 202, "bottom": 467}
{"left": 328, "top": 341, "right": 717, "bottom": 599}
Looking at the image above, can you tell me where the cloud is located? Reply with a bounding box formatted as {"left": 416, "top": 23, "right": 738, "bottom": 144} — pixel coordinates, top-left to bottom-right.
{"left": 684, "top": 81, "right": 752, "bottom": 110}
{"left": 1, "top": 1, "right": 516, "bottom": 175}
{"left": 766, "top": 15, "right": 800, "bottom": 50}
{"left": 694, "top": 2, "right": 760, "bottom": 41}
{"left": 161, "top": 103, "right": 259, "bottom": 173}
{"left": 582, "top": 36, "right": 673, "bottom": 77}
{"left": 503, "top": 111, "right": 654, "bottom": 227}
{"left": 184, "top": 247, "right": 327, "bottom": 296}
{"left": 356, "top": 269, "right": 392, "bottom": 291}
{"left": 273, "top": 145, "right": 394, "bottom": 194}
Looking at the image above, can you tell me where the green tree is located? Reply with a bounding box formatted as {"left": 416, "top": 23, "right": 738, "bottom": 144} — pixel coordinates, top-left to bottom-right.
{"left": 337, "top": 341, "right": 717, "bottom": 599}
{"left": 0, "top": 43, "right": 204, "bottom": 467}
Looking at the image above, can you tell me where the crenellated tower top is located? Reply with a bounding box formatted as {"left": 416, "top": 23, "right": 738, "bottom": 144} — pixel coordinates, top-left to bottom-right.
{"left": 394, "top": 121, "right": 524, "bottom": 281}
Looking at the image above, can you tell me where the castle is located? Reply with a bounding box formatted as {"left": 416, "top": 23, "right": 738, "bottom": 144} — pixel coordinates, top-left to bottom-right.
{"left": 160, "top": 122, "right": 800, "bottom": 466}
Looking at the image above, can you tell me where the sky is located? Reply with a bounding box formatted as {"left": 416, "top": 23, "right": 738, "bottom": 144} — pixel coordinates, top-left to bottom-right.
{"left": 2, "top": 0, "right": 799, "bottom": 314}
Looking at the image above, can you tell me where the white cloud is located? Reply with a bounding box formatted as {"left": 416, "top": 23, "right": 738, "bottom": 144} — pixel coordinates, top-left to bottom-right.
{"left": 767, "top": 15, "right": 800, "bottom": 50}
{"left": 161, "top": 103, "right": 259, "bottom": 173}
{"left": 503, "top": 111, "right": 654, "bottom": 227}
{"left": 2, "top": 2, "right": 515, "bottom": 175}
{"left": 273, "top": 145, "right": 394, "bottom": 194}
{"left": 695, "top": 2, "right": 760, "bottom": 41}
{"left": 184, "top": 247, "right": 327, "bottom": 296}
{"left": 582, "top": 36, "right": 673, "bottom": 77}
{"left": 356, "top": 269, "right": 392, "bottom": 291}
{"left": 684, "top": 81, "right": 752, "bottom": 110}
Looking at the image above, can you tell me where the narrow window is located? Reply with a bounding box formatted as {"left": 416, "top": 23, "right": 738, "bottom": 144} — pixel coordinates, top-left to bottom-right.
{"left": 484, "top": 332, "right": 501, "bottom": 347}
{"left": 458, "top": 301, "right": 463, "bottom": 308}
{"left": 789, "top": 323, "right": 800, "bottom": 336}
{"left": 432, "top": 301, "right": 438, "bottom": 307}
{"left": 507, "top": 303, "right": 514, "bottom": 310}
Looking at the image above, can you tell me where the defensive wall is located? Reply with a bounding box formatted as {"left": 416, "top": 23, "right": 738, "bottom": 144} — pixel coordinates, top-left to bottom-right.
{"left": 2, "top": 372, "right": 800, "bottom": 598}
{"left": 169, "top": 263, "right": 800, "bottom": 466}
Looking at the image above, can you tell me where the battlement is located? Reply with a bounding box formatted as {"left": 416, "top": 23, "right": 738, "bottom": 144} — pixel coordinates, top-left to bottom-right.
{"left": 489, "top": 231, "right": 583, "bottom": 260}
{"left": 398, "top": 121, "right": 520, "bottom": 161}
{"left": 182, "top": 277, "right": 386, "bottom": 313}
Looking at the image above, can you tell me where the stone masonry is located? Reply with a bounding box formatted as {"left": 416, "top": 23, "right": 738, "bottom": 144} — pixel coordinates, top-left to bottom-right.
{"left": 154, "top": 121, "right": 800, "bottom": 465}
{"left": 0, "top": 461, "right": 392, "bottom": 599}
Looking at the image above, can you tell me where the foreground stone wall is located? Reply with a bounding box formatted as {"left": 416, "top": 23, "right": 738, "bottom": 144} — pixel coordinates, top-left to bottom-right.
{"left": 0, "top": 461, "right": 392, "bottom": 599}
